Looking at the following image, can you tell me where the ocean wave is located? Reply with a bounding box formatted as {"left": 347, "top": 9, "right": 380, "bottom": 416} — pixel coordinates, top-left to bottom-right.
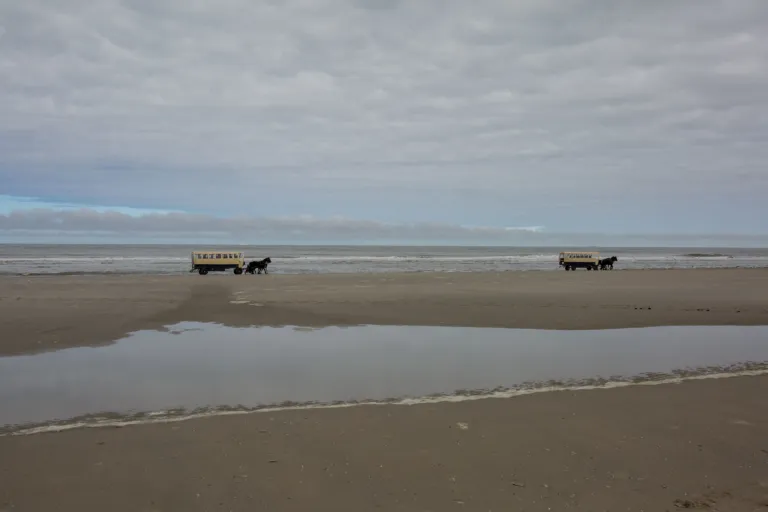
{"left": 2, "top": 253, "right": 766, "bottom": 265}
{"left": 277, "top": 254, "right": 558, "bottom": 262}
{"left": 279, "top": 254, "right": 768, "bottom": 263}
{"left": 680, "top": 253, "right": 733, "bottom": 259}
{"left": 0, "top": 256, "right": 188, "bottom": 263}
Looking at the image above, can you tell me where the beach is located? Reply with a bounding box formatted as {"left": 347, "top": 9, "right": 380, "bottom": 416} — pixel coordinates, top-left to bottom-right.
{"left": 1, "top": 375, "right": 767, "bottom": 511}
{"left": 1, "top": 269, "right": 767, "bottom": 356}
{"left": 2, "top": 269, "right": 768, "bottom": 510}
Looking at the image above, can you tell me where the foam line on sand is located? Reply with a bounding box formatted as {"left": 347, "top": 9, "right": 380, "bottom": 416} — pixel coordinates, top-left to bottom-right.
{"left": 5, "top": 368, "right": 768, "bottom": 437}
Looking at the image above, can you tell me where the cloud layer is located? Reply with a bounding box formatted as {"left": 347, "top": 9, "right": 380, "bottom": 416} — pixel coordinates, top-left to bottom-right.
{"left": 1, "top": 0, "right": 767, "bottom": 234}
{"left": 2, "top": 208, "right": 766, "bottom": 246}
{"left": 0, "top": 208, "right": 542, "bottom": 241}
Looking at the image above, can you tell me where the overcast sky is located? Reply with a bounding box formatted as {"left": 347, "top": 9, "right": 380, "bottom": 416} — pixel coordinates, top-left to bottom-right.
{"left": 1, "top": 0, "right": 767, "bottom": 244}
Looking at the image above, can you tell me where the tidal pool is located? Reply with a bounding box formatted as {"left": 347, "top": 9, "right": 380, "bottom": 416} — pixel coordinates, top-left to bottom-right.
{"left": 1, "top": 323, "right": 767, "bottom": 428}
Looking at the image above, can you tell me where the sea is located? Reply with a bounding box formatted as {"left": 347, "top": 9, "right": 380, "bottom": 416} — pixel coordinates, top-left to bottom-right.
{"left": 1, "top": 244, "right": 767, "bottom": 276}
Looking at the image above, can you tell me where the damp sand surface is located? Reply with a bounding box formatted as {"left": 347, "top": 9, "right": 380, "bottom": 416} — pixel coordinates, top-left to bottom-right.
{"left": 2, "top": 269, "right": 768, "bottom": 357}
{"left": 2, "top": 270, "right": 768, "bottom": 511}
{"left": 1, "top": 375, "right": 768, "bottom": 511}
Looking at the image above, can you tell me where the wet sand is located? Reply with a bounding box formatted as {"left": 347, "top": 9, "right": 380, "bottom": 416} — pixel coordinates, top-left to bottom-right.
{"left": 2, "top": 269, "right": 768, "bottom": 510}
{"left": 2, "top": 375, "right": 768, "bottom": 511}
{"left": 1, "top": 268, "right": 767, "bottom": 356}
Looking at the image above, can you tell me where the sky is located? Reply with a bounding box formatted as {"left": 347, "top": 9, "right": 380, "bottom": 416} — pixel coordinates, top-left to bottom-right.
{"left": 1, "top": 0, "right": 767, "bottom": 245}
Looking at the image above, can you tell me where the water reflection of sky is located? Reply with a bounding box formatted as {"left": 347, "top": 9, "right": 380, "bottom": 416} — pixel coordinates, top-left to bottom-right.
{"left": 2, "top": 323, "right": 767, "bottom": 426}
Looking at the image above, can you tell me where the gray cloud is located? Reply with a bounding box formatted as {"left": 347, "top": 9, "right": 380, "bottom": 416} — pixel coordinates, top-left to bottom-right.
{"left": 0, "top": 208, "right": 542, "bottom": 241}
{"left": 2, "top": 208, "right": 766, "bottom": 247}
{"left": 1, "top": 0, "right": 767, "bottom": 232}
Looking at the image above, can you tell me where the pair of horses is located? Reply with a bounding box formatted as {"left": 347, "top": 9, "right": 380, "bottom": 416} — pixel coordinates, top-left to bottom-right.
{"left": 598, "top": 256, "right": 618, "bottom": 270}
{"left": 244, "top": 257, "right": 271, "bottom": 274}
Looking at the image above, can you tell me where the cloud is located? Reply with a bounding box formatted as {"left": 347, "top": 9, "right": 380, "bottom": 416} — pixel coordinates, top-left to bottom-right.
{"left": 1, "top": 0, "right": 767, "bottom": 233}
{"left": 0, "top": 208, "right": 543, "bottom": 241}
{"left": 2, "top": 208, "right": 767, "bottom": 246}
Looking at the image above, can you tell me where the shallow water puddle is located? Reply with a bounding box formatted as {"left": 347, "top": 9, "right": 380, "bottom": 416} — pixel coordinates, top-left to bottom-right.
{"left": 1, "top": 324, "right": 767, "bottom": 428}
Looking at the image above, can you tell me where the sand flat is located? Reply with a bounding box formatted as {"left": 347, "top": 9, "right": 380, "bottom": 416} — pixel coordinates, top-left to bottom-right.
{"left": 1, "top": 268, "right": 768, "bottom": 511}
{"left": 1, "top": 268, "right": 767, "bottom": 356}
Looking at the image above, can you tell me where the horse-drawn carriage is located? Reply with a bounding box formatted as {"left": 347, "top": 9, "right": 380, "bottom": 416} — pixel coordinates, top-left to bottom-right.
{"left": 190, "top": 251, "right": 271, "bottom": 275}
{"left": 190, "top": 251, "right": 245, "bottom": 275}
{"left": 558, "top": 251, "right": 617, "bottom": 271}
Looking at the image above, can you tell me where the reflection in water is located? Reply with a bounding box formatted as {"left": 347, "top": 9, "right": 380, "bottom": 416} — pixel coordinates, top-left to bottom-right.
{"left": 1, "top": 323, "right": 767, "bottom": 427}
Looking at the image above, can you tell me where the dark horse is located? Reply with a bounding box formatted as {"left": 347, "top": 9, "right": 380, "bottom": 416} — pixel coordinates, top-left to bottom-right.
{"left": 245, "top": 257, "right": 272, "bottom": 274}
{"left": 599, "top": 256, "right": 618, "bottom": 270}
